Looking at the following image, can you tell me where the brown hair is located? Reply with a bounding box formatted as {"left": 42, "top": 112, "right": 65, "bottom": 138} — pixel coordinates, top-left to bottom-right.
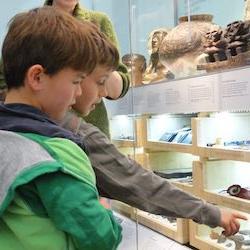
{"left": 2, "top": 6, "right": 119, "bottom": 89}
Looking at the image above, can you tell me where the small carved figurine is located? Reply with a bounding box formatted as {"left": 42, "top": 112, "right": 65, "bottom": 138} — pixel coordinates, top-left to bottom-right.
{"left": 122, "top": 53, "right": 146, "bottom": 86}
{"left": 204, "top": 29, "right": 228, "bottom": 62}
{"left": 224, "top": 20, "right": 250, "bottom": 56}
{"left": 143, "top": 28, "right": 174, "bottom": 84}
{"left": 203, "top": 20, "right": 250, "bottom": 63}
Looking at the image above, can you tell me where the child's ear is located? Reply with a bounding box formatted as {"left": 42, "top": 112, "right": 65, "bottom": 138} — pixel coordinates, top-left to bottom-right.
{"left": 26, "top": 64, "right": 45, "bottom": 91}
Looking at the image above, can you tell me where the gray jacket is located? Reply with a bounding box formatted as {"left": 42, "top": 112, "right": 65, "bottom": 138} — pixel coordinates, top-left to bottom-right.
{"left": 62, "top": 111, "right": 220, "bottom": 228}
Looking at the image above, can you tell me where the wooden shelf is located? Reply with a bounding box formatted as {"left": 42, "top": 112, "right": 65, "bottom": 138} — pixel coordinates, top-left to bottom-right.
{"left": 189, "top": 221, "right": 225, "bottom": 250}
{"left": 145, "top": 140, "right": 194, "bottom": 154}
{"left": 111, "top": 201, "right": 133, "bottom": 218}
{"left": 112, "top": 139, "right": 136, "bottom": 148}
{"left": 203, "top": 190, "right": 250, "bottom": 214}
{"left": 109, "top": 91, "right": 250, "bottom": 249}
{"left": 132, "top": 210, "right": 189, "bottom": 244}
{"left": 197, "top": 146, "right": 250, "bottom": 162}
{"left": 111, "top": 200, "right": 190, "bottom": 244}
{"left": 172, "top": 181, "right": 193, "bottom": 194}
{"left": 190, "top": 214, "right": 250, "bottom": 250}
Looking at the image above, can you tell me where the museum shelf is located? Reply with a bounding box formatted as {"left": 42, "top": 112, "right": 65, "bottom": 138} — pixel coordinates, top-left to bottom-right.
{"left": 193, "top": 112, "right": 250, "bottom": 162}
{"left": 193, "top": 159, "right": 250, "bottom": 214}
{"left": 107, "top": 61, "right": 250, "bottom": 250}
{"left": 102, "top": 0, "right": 250, "bottom": 247}
{"left": 189, "top": 210, "right": 250, "bottom": 250}
{"left": 144, "top": 141, "right": 194, "bottom": 154}
{"left": 188, "top": 160, "right": 250, "bottom": 249}
{"left": 105, "top": 67, "right": 250, "bottom": 118}
{"left": 112, "top": 139, "right": 136, "bottom": 148}
{"left": 141, "top": 114, "right": 195, "bottom": 154}
{"left": 171, "top": 179, "right": 194, "bottom": 194}
{"left": 203, "top": 190, "right": 250, "bottom": 214}
{"left": 191, "top": 160, "right": 250, "bottom": 249}
{"left": 110, "top": 110, "right": 250, "bottom": 248}
{"left": 131, "top": 209, "right": 189, "bottom": 244}
{"left": 110, "top": 113, "right": 199, "bottom": 244}
{"left": 111, "top": 200, "right": 133, "bottom": 218}
{"left": 110, "top": 115, "right": 146, "bottom": 148}
{"left": 196, "top": 147, "right": 250, "bottom": 162}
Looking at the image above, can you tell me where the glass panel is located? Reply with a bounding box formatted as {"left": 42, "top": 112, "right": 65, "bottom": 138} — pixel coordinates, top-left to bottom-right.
{"left": 129, "top": 0, "right": 176, "bottom": 85}
{"left": 173, "top": 0, "right": 248, "bottom": 78}
{"left": 93, "top": 0, "right": 250, "bottom": 84}
{"left": 0, "top": 1, "right": 138, "bottom": 250}
{"left": 102, "top": 1, "right": 250, "bottom": 249}
{"left": 92, "top": 0, "right": 131, "bottom": 57}
{"left": 92, "top": 1, "right": 139, "bottom": 249}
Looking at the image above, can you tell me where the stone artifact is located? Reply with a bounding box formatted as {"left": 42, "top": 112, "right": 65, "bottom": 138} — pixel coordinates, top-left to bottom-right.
{"left": 227, "top": 184, "right": 250, "bottom": 200}
{"left": 143, "top": 28, "right": 174, "bottom": 84}
{"left": 226, "top": 242, "right": 233, "bottom": 247}
{"left": 217, "top": 234, "right": 227, "bottom": 243}
{"left": 243, "top": 240, "right": 250, "bottom": 245}
{"left": 240, "top": 230, "right": 250, "bottom": 236}
{"left": 210, "top": 230, "right": 250, "bottom": 249}
{"left": 122, "top": 53, "right": 146, "bottom": 86}
{"left": 159, "top": 14, "right": 219, "bottom": 78}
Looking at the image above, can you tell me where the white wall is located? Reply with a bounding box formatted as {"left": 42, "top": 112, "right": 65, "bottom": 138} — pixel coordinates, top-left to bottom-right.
{"left": 0, "top": 0, "right": 92, "bottom": 50}
{"left": 0, "top": 0, "right": 246, "bottom": 59}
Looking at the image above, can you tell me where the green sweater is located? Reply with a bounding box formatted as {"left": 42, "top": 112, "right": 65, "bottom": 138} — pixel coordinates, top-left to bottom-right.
{"left": 44, "top": 1, "right": 130, "bottom": 137}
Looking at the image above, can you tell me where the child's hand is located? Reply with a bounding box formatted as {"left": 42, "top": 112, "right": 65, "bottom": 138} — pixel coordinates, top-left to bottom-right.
{"left": 219, "top": 209, "right": 247, "bottom": 236}
{"left": 99, "top": 197, "right": 111, "bottom": 209}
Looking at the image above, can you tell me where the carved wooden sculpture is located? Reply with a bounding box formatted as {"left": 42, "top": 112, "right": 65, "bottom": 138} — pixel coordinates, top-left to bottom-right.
{"left": 143, "top": 28, "right": 174, "bottom": 84}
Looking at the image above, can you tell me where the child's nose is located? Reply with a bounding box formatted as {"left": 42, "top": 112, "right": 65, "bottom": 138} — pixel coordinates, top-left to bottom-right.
{"left": 99, "top": 85, "right": 108, "bottom": 98}
{"left": 76, "top": 83, "right": 82, "bottom": 97}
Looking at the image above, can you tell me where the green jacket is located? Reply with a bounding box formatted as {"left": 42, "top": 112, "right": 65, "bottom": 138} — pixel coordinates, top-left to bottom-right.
{"left": 0, "top": 130, "right": 122, "bottom": 250}
{"left": 44, "top": 1, "right": 130, "bottom": 137}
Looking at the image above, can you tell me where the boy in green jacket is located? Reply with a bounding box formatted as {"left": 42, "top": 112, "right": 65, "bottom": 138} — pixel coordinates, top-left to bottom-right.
{"left": 0, "top": 6, "right": 122, "bottom": 250}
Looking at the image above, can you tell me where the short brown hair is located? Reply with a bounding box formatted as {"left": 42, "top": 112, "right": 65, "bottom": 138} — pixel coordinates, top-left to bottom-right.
{"left": 2, "top": 6, "right": 119, "bottom": 89}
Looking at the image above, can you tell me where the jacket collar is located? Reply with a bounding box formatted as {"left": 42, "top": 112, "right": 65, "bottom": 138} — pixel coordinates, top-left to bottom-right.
{"left": 0, "top": 103, "right": 87, "bottom": 151}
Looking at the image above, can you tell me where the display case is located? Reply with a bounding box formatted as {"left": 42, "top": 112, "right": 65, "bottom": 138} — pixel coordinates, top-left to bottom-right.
{"left": 2, "top": 0, "right": 250, "bottom": 249}
{"left": 94, "top": 0, "right": 250, "bottom": 249}
{"left": 189, "top": 211, "right": 250, "bottom": 250}
{"left": 94, "top": 0, "right": 248, "bottom": 85}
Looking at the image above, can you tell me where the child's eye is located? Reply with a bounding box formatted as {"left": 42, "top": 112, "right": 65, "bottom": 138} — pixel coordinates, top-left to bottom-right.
{"left": 73, "top": 80, "right": 82, "bottom": 85}
{"left": 73, "top": 75, "right": 86, "bottom": 85}
{"left": 73, "top": 81, "right": 82, "bottom": 85}
{"left": 97, "top": 80, "right": 106, "bottom": 86}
